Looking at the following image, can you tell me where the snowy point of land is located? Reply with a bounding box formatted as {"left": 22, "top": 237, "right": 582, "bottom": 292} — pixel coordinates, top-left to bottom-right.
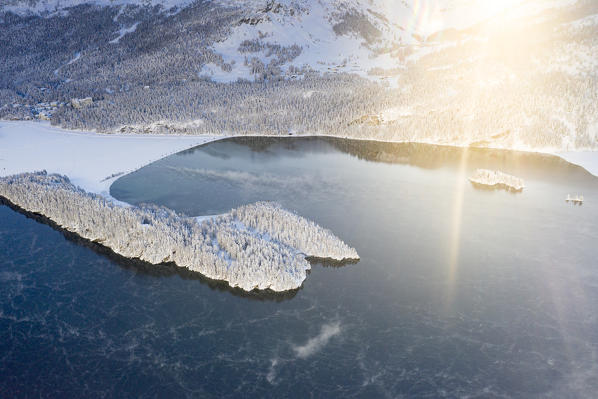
{"left": 469, "top": 169, "right": 525, "bottom": 192}
{"left": 556, "top": 152, "right": 598, "bottom": 178}
{"left": 0, "top": 172, "right": 359, "bottom": 292}
{"left": 0, "top": 121, "right": 359, "bottom": 292}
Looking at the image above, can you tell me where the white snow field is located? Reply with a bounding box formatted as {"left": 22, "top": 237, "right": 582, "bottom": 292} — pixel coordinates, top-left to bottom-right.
{"left": 0, "top": 121, "right": 217, "bottom": 198}
{"left": 196, "top": 0, "right": 579, "bottom": 84}
{"left": 556, "top": 152, "right": 598, "bottom": 178}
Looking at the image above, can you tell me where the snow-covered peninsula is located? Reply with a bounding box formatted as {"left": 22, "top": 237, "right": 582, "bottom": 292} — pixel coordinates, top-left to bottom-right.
{"left": 0, "top": 172, "right": 358, "bottom": 292}
{"left": 0, "top": 121, "right": 360, "bottom": 292}
{"left": 469, "top": 169, "right": 525, "bottom": 192}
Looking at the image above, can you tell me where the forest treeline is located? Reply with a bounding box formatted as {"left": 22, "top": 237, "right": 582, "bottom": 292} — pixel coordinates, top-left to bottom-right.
{"left": 1, "top": 0, "right": 597, "bottom": 150}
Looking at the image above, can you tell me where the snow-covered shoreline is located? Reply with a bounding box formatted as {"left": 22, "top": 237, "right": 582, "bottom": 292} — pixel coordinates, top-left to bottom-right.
{"left": 0, "top": 121, "right": 223, "bottom": 199}
{"left": 2, "top": 121, "right": 597, "bottom": 196}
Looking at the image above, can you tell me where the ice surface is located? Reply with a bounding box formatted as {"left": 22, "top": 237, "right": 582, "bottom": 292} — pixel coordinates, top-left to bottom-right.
{"left": 0, "top": 121, "right": 217, "bottom": 198}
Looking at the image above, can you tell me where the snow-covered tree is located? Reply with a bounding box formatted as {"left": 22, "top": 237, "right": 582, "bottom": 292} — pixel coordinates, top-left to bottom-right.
{"left": 0, "top": 171, "right": 359, "bottom": 292}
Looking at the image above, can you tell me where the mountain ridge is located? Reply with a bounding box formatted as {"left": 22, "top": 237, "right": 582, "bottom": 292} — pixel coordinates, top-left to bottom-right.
{"left": 1, "top": 0, "right": 597, "bottom": 151}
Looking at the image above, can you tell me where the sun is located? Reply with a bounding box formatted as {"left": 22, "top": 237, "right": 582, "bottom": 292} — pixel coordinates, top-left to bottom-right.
{"left": 463, "top": 0, "right": 525, "bottom": 24}
{"left": 407, "top": 0, "right": 526, "bottom": 37}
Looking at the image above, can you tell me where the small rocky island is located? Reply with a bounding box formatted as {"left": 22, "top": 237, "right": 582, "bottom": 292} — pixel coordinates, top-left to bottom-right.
{"left": 0, "top": 172, "right": 359, "bottom": 292}
{"left": 469, "top": 169, "right": 525, "bottom": 192}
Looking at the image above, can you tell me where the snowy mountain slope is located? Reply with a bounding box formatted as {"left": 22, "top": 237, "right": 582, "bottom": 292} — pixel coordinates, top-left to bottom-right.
{"left": 1, "top": 0, "right": 581, "bottom": 83}
{"left": 188, "top": 0, "right": 589, "bottom": 83}
{"left": 199, "top": 0, "right": 412, "bottom": 82}
{"left": 1, "top": 0, "right": 597, "bottom": 152}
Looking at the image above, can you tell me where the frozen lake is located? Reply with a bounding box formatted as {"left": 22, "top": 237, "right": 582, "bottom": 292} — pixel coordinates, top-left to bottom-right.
{"left": 2, "top": 137, "right": 598, "bottom": 397}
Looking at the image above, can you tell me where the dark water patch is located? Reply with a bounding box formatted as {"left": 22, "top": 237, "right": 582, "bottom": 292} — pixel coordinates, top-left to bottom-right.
{"left": 0, "top": 197, "right": 297, "bottom": 302}
{"left": 4, "top": 137, "right": 598, "bottom": 397}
